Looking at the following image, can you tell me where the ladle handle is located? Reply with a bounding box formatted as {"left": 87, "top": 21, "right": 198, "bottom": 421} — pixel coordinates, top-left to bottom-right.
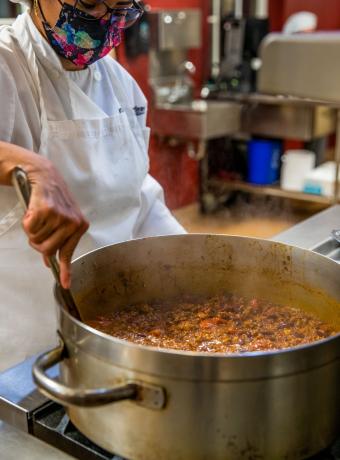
{"left": 11, "top": 166, "right": 82, "bottom": 321}
{"left": 12, "top": 167, "right": 59, "bottom": 280}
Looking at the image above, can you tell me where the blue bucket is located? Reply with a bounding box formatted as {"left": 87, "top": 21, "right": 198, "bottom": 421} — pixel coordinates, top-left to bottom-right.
{"left": 247, "top": 139, "right": 282, "bottom": 185}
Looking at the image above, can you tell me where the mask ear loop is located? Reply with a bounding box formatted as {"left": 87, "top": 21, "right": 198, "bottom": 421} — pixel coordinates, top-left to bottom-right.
{"left": 35, "top": 0, "right": 64, "bottom": 27}
{"left": 34, "top": 0, "right": 49, "bottom": 23}
{"left": 33, "top": 0, "right": 39, "bottom": 18}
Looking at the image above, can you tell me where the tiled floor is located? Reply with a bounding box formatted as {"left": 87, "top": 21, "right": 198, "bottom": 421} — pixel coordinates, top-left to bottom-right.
{"left": 173, "top": 196, "right": 323, "bottom": 238}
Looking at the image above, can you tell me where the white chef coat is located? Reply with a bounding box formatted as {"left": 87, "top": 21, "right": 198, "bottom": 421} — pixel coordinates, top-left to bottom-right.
{"left": 0, "top": 12, "right": 185, "bottom": 372}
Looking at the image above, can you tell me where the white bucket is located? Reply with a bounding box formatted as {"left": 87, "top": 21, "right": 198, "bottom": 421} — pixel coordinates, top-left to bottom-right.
{"left": 303, "top": 161, "right": 340, "bottom": 197}
{"left": 280, "top": 150, "right": 316, "bottom": 192}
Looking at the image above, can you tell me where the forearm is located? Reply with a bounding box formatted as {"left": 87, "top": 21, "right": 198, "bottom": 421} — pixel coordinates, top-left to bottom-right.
{"left": 0, "top": 140, "right": 89, "bottom": 288}
{"left": 0, "top": 141, "right": 48, "bottom": 186}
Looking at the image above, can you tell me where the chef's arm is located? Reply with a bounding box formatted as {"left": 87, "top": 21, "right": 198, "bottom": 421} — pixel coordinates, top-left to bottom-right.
{"left": 134, "top": 175, "right": 187, "bottom": 238}
{"left": 0, "top": 141, "right": 89, "bottom": 288}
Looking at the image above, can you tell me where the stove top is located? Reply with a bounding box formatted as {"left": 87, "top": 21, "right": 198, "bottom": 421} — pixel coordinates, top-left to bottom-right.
{"left": 33, "top": 402, "right": 123, "bottom": 460}
{"left": 31, "top": 402, "right": 340, "bottom": 460}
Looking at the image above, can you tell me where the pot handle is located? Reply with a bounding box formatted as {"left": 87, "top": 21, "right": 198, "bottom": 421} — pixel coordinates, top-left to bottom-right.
{"left": 32, "top": 341, "right": 166, "bottom": 409}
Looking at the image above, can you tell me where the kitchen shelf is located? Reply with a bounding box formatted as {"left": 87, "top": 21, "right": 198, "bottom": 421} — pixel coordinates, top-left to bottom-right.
{"left": 218, "top": 92, "right": 340, "bottom": 109}
{"left": 209, "top": 178, "right": 335, "bottom": 205}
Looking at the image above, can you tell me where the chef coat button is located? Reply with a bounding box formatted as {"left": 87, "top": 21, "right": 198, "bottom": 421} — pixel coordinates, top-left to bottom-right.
{"left": 94, "top": 70, "right": 102, "bottom": 82}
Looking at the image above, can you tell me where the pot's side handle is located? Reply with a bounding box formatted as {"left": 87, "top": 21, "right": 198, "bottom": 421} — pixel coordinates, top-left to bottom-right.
{"left": 32, "top": 342, "right": 166, "bottom": 410}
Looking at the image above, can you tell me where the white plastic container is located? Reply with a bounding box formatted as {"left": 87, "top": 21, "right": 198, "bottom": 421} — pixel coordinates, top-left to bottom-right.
{"left": 303, "top": 161, "right": 340, "bottom": 197}
{"left": 280, "top": 150, "right": 316, "bottom": 192}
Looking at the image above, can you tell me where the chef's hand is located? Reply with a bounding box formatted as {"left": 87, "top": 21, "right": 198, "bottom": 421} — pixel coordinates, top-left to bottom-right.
{"left": 21, "top": 157, "right": 89, "bottom": 289}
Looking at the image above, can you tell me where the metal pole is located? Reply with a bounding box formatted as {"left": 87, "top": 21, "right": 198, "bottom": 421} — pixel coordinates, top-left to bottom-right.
{"left": 235, "top": 0, "right": 243, "bottom": 19}
{"left": 211, "top": 0, "right": 221, "bottom": 79}
{"left": 333, "top": 108, "right": 340, "bottom": 204}
{"left": 254, "top": 0, "right": 268, "bottom": 19}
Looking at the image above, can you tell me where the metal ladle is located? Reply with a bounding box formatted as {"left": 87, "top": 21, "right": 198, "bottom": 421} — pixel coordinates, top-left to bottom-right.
{"left": 12, "top": 166, "right": 82, "bottom": 322}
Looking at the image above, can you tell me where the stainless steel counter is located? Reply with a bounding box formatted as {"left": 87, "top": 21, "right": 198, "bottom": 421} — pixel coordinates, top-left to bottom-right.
{"left": 0, "top": 422, "right": 74, "bottom": 460}
{"left": 0, "top": 355, "right": 74, "bottom": 459}
{"left": 273, "top": 204, "right": 340, "bottom": 249}
{"left": 0, "top": 205, "right": 339, "bottom": 459}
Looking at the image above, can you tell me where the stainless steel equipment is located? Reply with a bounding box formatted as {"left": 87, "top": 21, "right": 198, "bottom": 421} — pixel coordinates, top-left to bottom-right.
{"left": 220, "top": 15, "right": 246, "bottom": 88}
{"left": 148, "top": 9, "right": 201, "bottom": 105}
{"left": 30, "top": 234, "right": 340, "bottom": 460}
{"left": 204, "top": 0, "right": 269, "bottom": 95}
{"left": 151, "top": 3, "right": 336, "bottom": 171}
{"left": 258, "top": 33, "right": 340, "bottom": 103}
{"left": 275, "top": 204, "right": 340, "bottom": 259}
{"left": 229, "top": 93, "right": 337, "bottom": 141}
{"left": 0, "top": 356, "right": 120, "bottom": 460}
{"left": 0, "top": 356, "right": 338, "bottom": 460}
{"left": 152, "top": 99, "right": 242, "bottom": 141}
{"left": 149, "top": 8, "right": 242, "bottom": 150}
{"left": 149, "top": 9, "right": 201, "bottom": 51}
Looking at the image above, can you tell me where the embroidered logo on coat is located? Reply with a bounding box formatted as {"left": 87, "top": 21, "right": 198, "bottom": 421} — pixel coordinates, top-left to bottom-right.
{"left": 133, "top": 106, "right": 146, "bottom": 117}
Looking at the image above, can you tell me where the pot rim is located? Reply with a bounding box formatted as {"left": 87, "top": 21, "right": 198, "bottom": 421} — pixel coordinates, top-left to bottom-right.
{"left": 57, "top": 235, "right": 340, "bottom": 380}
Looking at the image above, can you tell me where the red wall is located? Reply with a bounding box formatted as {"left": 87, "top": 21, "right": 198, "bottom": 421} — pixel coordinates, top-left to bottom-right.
{"left": 117, "top": 0, "right": 210, "bottom": 210}
{"left": 269, "top": 0, "right": 340, "bottom": 31}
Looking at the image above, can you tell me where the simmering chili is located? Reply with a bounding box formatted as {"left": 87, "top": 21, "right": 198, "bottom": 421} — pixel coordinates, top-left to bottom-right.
{"left": 87, "top": 295, "right": 337, "bottom": 353}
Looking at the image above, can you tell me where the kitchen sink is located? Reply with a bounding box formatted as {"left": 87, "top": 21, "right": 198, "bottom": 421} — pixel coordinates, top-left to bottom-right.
{"left": 151, "top": 99, "right": 242, "bottom": 140}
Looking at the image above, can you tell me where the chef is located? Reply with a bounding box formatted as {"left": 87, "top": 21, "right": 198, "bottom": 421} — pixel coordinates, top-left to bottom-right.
{"left": 0, "top": 0, "right": 185, "bottom": 371}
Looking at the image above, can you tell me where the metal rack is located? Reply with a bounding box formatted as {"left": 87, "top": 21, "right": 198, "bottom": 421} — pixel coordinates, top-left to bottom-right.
{"left": 199, "top": 93, "right": 340, "bottom": 212}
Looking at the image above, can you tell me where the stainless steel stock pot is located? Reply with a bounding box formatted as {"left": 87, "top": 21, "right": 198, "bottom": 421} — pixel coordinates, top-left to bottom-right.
{"left": 33, "top": 235, "right": 340, "bottom": 460}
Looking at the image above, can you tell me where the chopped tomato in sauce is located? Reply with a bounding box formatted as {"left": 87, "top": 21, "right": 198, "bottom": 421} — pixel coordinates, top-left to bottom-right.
{"left": 87, "top": 295, "right": 337, "bottom": 353}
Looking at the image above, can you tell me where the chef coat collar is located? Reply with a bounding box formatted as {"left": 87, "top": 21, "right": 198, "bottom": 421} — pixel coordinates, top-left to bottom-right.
{"left": 14, "top": 12, "right": 66, "bottom": 76}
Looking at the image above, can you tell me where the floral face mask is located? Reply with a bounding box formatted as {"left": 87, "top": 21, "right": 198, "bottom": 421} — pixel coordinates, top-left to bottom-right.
{"left": 37, "top": 0, "right": 122, "bottom": 67}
